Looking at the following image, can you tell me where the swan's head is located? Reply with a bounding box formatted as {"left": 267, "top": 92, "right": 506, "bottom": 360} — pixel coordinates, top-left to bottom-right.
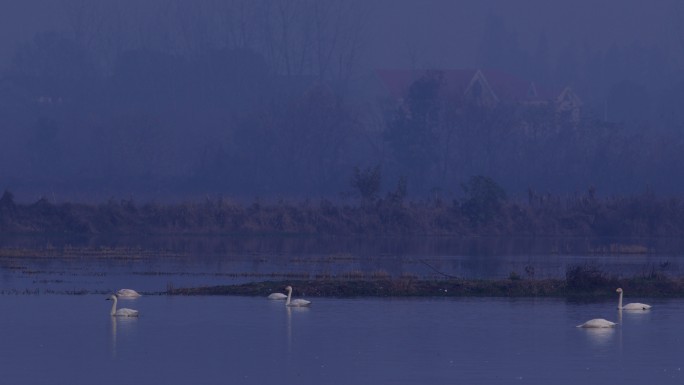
{"left": 616, "top": 288, "right": 623, "bottom": 293}
{"left": 106, "top": 295, "right": 117, "bottom": 301}
{"left": 285, "top": 286, "right": 293, "bottom": 292}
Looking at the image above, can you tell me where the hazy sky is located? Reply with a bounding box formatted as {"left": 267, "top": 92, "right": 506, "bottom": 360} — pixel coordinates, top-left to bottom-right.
{"left": 1, "top": 0, "right": 681, "bottom": 70}
{"left": 364, "top": 0, "right": 681, "bottom": 68}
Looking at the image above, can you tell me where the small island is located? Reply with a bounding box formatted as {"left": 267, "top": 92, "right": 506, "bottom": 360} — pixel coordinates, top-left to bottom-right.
{"left": 167, "top": 264, "right": 684, "bottom": 299}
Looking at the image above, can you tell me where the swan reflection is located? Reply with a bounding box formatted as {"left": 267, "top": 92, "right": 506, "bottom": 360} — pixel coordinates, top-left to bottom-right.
{"left": 285, "top": 305, "right": 309, "bottom": 352}
{"left": 582, "top": 326, "right": 616, "bottom": 345}
{"left": 286, "top": 306, "right": 292, "bottom": 351}
{"left": 110, "top": 315, "right": 137, "bottom": 358}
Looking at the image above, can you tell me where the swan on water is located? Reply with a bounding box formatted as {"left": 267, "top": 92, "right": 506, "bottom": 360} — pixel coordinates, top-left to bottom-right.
{"left": 616, "top": 288, "right": 651, "bottom": 310}
{"left": 107, "top": 295, "right": 139, "bottom": 317}
{"left": 285, "top": 286, "right": 311, "bottom": 307}
{"left": 267, "top": 292, "right": 287, "bottom": 300}
{"left": 116, "top": 289, "right": 141, "bottom": 298}
{"left": 576, "top": 318, "right": 617, "bottom": 328}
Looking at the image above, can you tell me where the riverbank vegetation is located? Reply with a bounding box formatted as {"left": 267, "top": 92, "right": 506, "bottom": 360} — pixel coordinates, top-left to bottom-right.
{"left": 2, "top": 180, "right": 684, "bottom": 238}
{"left": 168, "top": 264, "right": 684, "bottom": 298}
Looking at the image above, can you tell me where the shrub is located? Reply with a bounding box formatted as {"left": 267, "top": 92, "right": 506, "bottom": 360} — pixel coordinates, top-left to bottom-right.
{"left": 459, "top": 175, "right": 507, "bottom": 225}
{"left": 565, "top": 264, "right": 611, "bottom": 290}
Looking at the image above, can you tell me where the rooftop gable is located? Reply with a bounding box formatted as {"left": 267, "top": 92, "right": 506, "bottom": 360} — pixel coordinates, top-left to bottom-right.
{"left": 375, "top": 68, "right": 558, "bottom": 104}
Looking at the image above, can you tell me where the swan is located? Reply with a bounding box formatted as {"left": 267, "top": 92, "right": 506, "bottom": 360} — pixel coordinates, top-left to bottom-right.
{"left": 616, "top": 288, "right": 651, "bottom": 310}
{"left": 267, "top": 292, "right": 287, "bottom": 300}
{"left": 285, "top": 286, "right": 311, "bottom": 307}
{"left": 116, "top": 289, "right": 141, "bottom": 298}
{"left": 107, "top": 295, "right": 139, "bottom": 317}
{"left": 576, "top": 318, "right": 617, "bottom": 328}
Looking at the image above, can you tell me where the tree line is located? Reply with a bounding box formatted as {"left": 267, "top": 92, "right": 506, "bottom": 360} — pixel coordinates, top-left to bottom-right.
{"left": 2, "top": 177, "right": 684, "bottom": 237}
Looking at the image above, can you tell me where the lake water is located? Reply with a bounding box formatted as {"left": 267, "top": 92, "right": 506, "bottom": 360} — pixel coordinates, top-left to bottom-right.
{"left": 1, "top": 236, "right": 683, "bottom": 384}
{"left": 0, "top": 294, "right": 682, "bottom": 385}
{"left": 1, "top": 236, "right": 682, "bottom": 294}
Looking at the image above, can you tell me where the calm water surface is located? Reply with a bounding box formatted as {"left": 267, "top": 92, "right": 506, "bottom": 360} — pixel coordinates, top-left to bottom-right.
{"left": 1, "top": 237, "right": 683, "bottom": 384}
{"left": 0, "top": 294, "right": 682, "bottom": 385}
{"left": 1, "top": 235, "right": 683, "bottom": 293}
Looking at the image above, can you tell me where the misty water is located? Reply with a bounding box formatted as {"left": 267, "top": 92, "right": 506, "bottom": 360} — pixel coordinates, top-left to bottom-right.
{"left": 1, "top": 236, "right": 683, "bottom": 294}
{"left": 1, "top": 236, "right": 684, "bottom": 384}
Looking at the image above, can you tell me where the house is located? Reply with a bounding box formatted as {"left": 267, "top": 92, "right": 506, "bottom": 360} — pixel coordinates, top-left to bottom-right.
{"left": 555, "top": 86, "right": 582, "bottom": 121}
{"left": 375, "top": 68, "right": 581, "bottom": 119}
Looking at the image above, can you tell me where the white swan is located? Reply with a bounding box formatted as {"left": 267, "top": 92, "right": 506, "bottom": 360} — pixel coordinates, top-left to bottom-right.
{"left": 616, "top": 288, "right": 651, "bottom": 310}
{"left": 107, "top": 295, "right": 139, "bottom": 317}
{"left": 577, "top": 318, "right": 617, "bottom": 328}
{"left": 285, "top": 286, "right": 311, "bottom": 307}
{"left": 267, "top": 292, "right": 287, "bottom": 300}
{"left": 116, "top": 289, "right": 141, "bottom": 298}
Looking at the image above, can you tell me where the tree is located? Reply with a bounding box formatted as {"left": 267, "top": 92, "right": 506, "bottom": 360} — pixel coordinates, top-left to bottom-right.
{"left": 606, "top": 80, "right": 651, "bottom": 125}
{"left": 0, "top": 190, "right": 15, "bottom": 209}
{"left": 27, "top": 117, "right": 63, "bottom": 177}
{"left": 351, "top": 165, "right": 381, "bottom": 204}
{"left": 478, "top": 12, "right": 527, "bottom": 75}
{"left": 459, "top": 175, "right": 507, "bottom": 225}
{"left": 8, "top": 31, "right": 96, "bottom": 101}
{"left": 384, "top": 72, "right": 443, "bottom": 193}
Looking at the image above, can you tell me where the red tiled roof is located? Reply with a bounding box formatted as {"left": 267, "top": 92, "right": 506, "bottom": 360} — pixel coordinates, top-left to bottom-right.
{"left": 375, "top": 69, "right": 474, "bottom": 99}
{"left": 375, "top": 68, "right": 554, "bottom": 102}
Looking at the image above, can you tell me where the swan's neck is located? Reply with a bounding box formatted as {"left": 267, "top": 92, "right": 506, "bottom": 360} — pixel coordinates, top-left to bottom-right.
{"left": 286, "top": 289, "right": 292, "bottom": 305}
{"left": 618, "top": 291, "right": 623, "bottom": 309}
{"left": 110, "top": 297, "right": 118, "bottom": 316}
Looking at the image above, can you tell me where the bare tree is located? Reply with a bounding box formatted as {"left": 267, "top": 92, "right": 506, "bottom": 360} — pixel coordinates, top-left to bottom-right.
{"left": 223, "top": 0, "right": 366, "bottom": 83}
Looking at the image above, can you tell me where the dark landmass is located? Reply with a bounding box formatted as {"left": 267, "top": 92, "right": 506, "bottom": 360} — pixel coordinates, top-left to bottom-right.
{"left": 167, "top": 265, "right": 684, "bottom": 298}
{"left": 1, "top": 185, "right": 684, "bottom": 238}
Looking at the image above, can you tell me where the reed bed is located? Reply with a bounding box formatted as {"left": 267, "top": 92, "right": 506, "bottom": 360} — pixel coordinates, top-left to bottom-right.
{"left": 166, "top": 265, "right": 684, "bottom": 298}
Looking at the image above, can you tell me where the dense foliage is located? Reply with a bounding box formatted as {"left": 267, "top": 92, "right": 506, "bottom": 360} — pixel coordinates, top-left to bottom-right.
{"left": 3, "top": 186, "right": 684, "bottom": 237}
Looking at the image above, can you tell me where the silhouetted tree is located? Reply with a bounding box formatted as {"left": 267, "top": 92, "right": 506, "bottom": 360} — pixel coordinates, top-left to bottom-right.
{"left": 351, "top": 165, "right": 381, "bottom": 204}
{"left": 0, "top": 190, "right": 15, "bottom": 209}
{"left": 384, "top": 72, "right": 443, "bottom": 193}
{"left": 478, "top": 12, "right": 528, "bottom": 75}
{"left": 8, "top": 31, "right": 96, "bottom": 101}
{"left": 27, "top": 117, "right": 63, "bottom": 177}
{"left": 606, "top": 80, "right": 651, "bottom": 125}
{"left": 459, "top": 175, "right": 507, "bottom": 225}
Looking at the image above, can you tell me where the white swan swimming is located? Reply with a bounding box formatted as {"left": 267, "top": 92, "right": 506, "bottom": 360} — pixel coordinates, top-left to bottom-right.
{"left": 576, "top": 318, "right": 617, "bottom": 328}
{"left": 285, "top": 286, "right": 311, "bottom": 307}
{"left": 616, "top": 288, "right": 651, "bottom": 310}
{"left": 107, "top": 295, "right": 139, "bottom": 317}
{"left": 267, "top": 292, "right": 287, "bottom": 300}
{"left": 116, "top": 289, "right": 141, "bottom": 298}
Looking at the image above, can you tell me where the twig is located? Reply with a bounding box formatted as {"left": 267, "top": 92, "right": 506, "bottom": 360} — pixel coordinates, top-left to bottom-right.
{"left": 419, "top": 259, "right": 459, "bottom": 279}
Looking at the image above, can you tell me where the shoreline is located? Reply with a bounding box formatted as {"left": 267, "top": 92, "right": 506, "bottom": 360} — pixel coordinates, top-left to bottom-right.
{"left": 166, "top": 276, "right": 684, "bottom": 298}
{"left": 3, "top": 275, "right": 683, "bottom": 297}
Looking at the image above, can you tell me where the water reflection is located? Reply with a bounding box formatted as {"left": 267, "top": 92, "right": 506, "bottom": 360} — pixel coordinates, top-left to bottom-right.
{"left": 582, "top": 326, "right": 617, "bottom": 345}
{"left": 285, "top": 305, "right": 309, "bottom": 353}
{"left": 619, "top": 308, "right": 652, "bottom": 326}
{"left": 3, "top": 235, "right": 684, "bottom": 294}
{"left": 109, "top": 316, "right": 137, "bottom": 359}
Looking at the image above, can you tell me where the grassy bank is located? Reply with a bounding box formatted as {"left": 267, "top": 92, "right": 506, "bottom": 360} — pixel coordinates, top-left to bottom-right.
{"left": 167, "top": 266, "right": 684, "bottom": 298}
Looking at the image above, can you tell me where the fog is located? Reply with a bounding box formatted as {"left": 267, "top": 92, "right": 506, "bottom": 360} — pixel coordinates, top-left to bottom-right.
{"left": 1, "top": 0, "right": 683, "bottom": 203}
